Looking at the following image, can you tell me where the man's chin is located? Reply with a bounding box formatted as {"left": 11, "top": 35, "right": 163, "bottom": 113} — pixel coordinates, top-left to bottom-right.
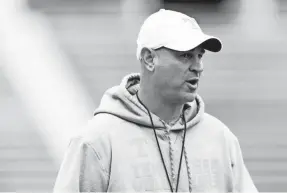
{"left": 184, "top": 92, "right": 197, "bottom": 102}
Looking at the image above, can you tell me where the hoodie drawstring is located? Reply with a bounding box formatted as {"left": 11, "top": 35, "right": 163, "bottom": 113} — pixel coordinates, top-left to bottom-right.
{"left": 184, "top": 146, "right": 193, "bottom": 192}
{"left": 136, "top": 92, "right": 190, "bottom": 192}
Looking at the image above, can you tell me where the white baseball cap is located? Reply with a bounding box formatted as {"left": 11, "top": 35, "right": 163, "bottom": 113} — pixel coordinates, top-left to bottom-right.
{"left": 136, "top": 9, "right": 222, "bottom": 59}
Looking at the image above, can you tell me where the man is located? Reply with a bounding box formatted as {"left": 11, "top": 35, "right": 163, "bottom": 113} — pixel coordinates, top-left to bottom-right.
{"left": 54, "top": 9, "right": 258, "bottom": 192}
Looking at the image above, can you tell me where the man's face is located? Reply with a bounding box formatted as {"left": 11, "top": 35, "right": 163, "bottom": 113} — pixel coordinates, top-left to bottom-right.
{"left": 153, "top": 46, "right": 205, "bottom": 103}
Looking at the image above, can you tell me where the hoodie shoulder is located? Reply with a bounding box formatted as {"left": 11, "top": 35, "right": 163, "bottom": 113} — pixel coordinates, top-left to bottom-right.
{"left": 203, "top": 113, "right": 238, "bottom": 141}
{"left": 202, "top": 113, "right": 228, "bottom": 129}
{"left": 204, "top": 113, "right": 241, "bottom": 143}
{"left": 66, "top": 114, "right": 121, "bottom": 164}
{"left": 79, "top": 113, "right": 125, "bottom": 143}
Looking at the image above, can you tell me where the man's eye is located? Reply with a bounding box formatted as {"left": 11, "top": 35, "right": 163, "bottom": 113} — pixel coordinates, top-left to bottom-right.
{"left": 182, "top": 53, "right": 192, "bottom": 59}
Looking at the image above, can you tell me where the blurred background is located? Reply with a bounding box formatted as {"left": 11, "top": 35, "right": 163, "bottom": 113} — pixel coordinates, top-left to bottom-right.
{"left": 0, "top": 0, "right": 287, "bottom": 191}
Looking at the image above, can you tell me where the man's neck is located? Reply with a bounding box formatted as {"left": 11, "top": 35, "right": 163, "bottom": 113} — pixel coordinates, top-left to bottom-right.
{"left": 138, "top": 88, "right": 183, "bottom": 124}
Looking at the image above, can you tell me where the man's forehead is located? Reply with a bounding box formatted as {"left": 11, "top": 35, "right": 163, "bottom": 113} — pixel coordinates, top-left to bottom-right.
{"left": 156, "top": 46, "right": 205, "bottom": 54}
{"left": 176, "top": 47, "right": 205, "bottom": 54}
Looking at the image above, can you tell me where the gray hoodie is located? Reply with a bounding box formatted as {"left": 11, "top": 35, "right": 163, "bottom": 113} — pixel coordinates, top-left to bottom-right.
{"left": 53, "top": 73, "right": 258, "bottom": 193}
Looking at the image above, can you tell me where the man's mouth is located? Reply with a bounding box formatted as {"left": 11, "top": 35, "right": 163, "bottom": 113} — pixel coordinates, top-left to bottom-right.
{"left": 186, "top": 78, "right": 199, "bottom": 90}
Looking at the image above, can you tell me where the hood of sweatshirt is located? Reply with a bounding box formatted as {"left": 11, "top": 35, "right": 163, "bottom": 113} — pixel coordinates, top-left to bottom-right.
{"left": 94, "top": 73, "right": 205, "bottom": 131}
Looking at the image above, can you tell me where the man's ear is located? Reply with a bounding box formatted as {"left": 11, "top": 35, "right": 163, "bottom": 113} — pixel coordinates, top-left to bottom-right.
{"left": 140, "top": 47, "right": 156, "bottom": 72}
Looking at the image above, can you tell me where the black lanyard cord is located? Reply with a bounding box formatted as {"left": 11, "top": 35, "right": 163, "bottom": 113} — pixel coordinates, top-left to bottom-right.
{"left": 176, "top": 113, "right": 187, "bottom": 192}
{"left": 136, "top": 92, "right": 187, "bottom": 192}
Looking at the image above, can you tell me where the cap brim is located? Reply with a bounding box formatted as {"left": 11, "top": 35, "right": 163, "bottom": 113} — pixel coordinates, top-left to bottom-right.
{"left": 200, "top": 35, "right": 222, "bottom": 52}
{"left": 164, "top": 33, "right": 222, "bottom": 53}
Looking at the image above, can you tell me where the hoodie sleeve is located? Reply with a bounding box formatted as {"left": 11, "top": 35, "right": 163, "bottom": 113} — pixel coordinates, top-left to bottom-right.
{"left": 53, "top": 137, "right": 110, "bottom": 193}
{"left": 225, "top": 130, "right": 258, "bottom": 193}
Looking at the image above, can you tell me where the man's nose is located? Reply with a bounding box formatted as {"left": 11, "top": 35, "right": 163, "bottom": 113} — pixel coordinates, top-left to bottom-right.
{"left": 189, "top": 58, "right": 203, "bottom": 76}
